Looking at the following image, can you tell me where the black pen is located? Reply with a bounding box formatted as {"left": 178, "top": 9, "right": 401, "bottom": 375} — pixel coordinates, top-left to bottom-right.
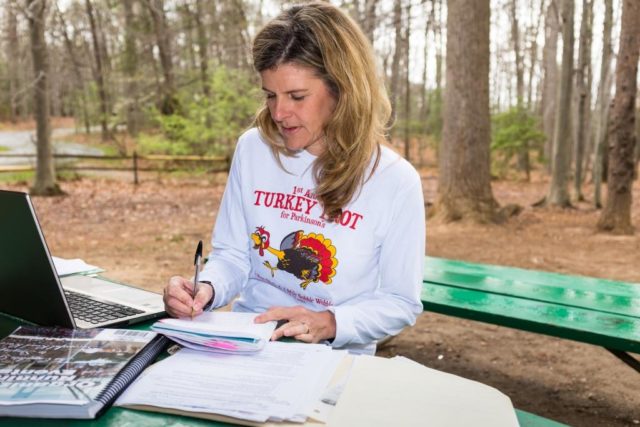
{"left": 191, "top": 240, "right": 203, "bottom": 319}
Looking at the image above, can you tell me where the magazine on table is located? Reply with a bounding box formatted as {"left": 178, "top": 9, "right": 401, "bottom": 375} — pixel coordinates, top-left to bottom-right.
{"left": 0, "top": 326, "right": 169, "bottom": 419}
{"left": 151, "top": 312, "right": 277, "bottom": 353}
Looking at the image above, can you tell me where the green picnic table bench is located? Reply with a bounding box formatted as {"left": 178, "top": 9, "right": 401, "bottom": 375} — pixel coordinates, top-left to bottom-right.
{"left": 421, "top": 256, "right": 640, "bottom": 372}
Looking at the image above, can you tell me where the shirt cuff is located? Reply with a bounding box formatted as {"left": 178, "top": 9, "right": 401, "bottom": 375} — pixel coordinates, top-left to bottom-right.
{"left": 330, "top": 305, "right": 357, "bottom": 348}
{"left": 198, "top": 281, "right": 215, "bottom": 311}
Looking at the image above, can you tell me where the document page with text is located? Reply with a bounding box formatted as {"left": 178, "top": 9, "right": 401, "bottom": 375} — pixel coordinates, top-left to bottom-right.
{"left": 116, "top": 341, "right": 346, "bottom": 423}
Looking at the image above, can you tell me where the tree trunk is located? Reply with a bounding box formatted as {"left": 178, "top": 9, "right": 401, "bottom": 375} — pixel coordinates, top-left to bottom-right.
{"left": 7, "top": 0, "right": 20, "bottom": 123}
{"left": 593, "top": 0, "right": 614, "bottom": 208}
{"left": 348, "top": 0, "right": 361, "bottom": 26}
{"left": 85, "top": 0, "right": 110, "bottom": 141}
{"left": 573, "top": 0, "right": 593, "bottom": 201}
{"left": 136, "top": 2, "right": 162, "bottom": 101}
{"left": 636, "top": 107, "right": 640, "bottom": 173}
{"left": 194, "top": 0, "right": 210, "bottom": 98}
{"left": 388, "top": 0, "right": 403, "bottom": 141}
{"left": 221, "top": 0, "right": 250, "bottom": 71}
{"left": 209, "top": 1, "right": 222, "bottom": 64}
{"left": 433, "top": 0, "right": 500, "bottom": 223}
{"left": 49, "top": 54, "right": 62, "bottom": 117}
{"left": 541, "top": 1, "right": 559, "bottom": 171}
{"left": 145, "top": 0, "right": 178, "bottom": 115}
{"left": 403, "top": 0, "right": 411, "bottom": 163}
{"left": 55, "top": 4, "right": 91, "bottom": 134}
{"left": 96, "top": 6, "right": 111, "bottom": 74}
{"left": 509, "top": 0, "right": 529, "bottom": 179}
{"left": 179, "top": 4, "right": 198, "bottom": 72}
{"left": 509, "top": 0, "right": 524, "bottom": 106}
{"left": 27, "top": 0, "right": 62, "bottom": 196}
{"left": 420, "top": 1, "right": 435, "bottom": 167}
{"left": 546, "top": 0, "right": 574, "bottom": 207}
{"left": 362, "top": 0, "right": 379, "bottom": 43}
{"left": 526, "top": 0, "right": 545, "bottom": 109}
{"left": 193, "top": 0, "right": 213, "bottom": 137}
{"left": 123, "top": 0, "right": 142, "bottom": 137}
{"left": 420, "top": 2, "right": 434, "bottom": 122}
{"left": 434, "top": 0, "right": 443, "bottom": 93}
{"left": 433, "top": 0, "right": 444, "bottom": 149}
{"left": 597, "top": 0, "right": 640, "bottom": 234}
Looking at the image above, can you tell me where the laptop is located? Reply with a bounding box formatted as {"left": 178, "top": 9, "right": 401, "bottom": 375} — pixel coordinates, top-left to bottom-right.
{"left": 0, "top": 189, "right": 166, "bottom": 329}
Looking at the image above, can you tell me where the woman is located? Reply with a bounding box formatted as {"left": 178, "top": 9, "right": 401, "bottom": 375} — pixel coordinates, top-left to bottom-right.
{"left": 163, "top": 1, "right": 425, "bottom": 355}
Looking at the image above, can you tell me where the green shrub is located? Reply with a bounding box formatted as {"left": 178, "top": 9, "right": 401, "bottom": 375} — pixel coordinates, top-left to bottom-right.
{"left": 138, "top": 66, "right": 260, "bottom": 156}
{"left": 491, "top": 106, "right": 545, "bottom": 177}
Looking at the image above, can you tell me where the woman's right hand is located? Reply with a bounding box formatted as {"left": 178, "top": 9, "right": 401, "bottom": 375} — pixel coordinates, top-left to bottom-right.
{"left": 163, "top": 276, "right": 214, "bottom": 318}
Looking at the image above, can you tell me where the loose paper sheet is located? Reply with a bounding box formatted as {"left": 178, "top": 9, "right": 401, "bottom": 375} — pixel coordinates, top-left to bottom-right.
{"left": 52, "top": 257, "right": 103, "bottom": 277}
{"left": 116, "top": 341, "right": 346, "bottom": 423}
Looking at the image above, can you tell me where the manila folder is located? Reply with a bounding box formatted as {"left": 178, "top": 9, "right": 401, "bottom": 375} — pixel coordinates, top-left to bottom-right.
{"left": 327, "top": 355, "right": 519, "bottom": 427}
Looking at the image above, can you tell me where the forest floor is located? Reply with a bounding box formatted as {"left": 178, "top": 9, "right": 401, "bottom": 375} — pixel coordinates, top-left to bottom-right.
{"left": 2, "top": 158, "right": 639, "bottom": 426}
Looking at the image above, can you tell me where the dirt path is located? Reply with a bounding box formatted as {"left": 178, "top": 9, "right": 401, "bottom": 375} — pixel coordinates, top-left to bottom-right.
{"left": 3, "top": 173, "right": 639, "bottom": 426}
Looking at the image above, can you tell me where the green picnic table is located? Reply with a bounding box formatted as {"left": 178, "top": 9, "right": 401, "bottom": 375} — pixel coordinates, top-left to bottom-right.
{"left": 0, "top": 404, "right": 569, "bottom": 427}
{"left": 421, "top": 256, "right": 640, "bottom": 372}
{"left": 0, "top": 310, "right": 566, "bottom": 426}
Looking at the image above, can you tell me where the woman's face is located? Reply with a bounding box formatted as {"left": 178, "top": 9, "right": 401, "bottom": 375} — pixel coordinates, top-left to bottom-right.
{"left": 260, "top": 63, "right": 337, "bottom": 155}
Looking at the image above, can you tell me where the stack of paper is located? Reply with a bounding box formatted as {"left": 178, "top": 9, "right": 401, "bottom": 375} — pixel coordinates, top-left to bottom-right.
{"left": 151, "top": 312, "right": 277, "bottom": 353}
{"left": 116, "top": 344, "right": 520, "bottom": 426}
{"left": 52, "top": 257, "right": 104, "bottom": 277}
{"left": 116, "top": 341, "right": 346, "bottom": 424}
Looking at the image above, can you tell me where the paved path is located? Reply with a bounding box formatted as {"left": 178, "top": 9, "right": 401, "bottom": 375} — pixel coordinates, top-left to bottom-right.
{"left": 0, "top": 128, "right": 103, "bottom": 166}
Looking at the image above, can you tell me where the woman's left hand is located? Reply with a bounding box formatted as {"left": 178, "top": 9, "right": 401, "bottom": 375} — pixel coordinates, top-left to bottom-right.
{"left": 254, "top": 306, "right": 336, "bottom": 344}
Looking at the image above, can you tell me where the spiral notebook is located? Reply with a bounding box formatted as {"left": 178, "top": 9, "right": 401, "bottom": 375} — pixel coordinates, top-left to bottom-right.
{"left": 0, "top": 326, "right": 169, "bottom": 419}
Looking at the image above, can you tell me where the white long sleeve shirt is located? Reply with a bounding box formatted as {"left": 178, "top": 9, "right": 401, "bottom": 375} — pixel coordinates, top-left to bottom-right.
{"left": 200, "top": 128, "right": 425, "bottom": 354}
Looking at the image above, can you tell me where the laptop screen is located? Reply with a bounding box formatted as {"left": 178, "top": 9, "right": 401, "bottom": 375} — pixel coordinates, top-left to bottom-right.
{"left": 0, "top": 190, "right": 75, "bottom": 328}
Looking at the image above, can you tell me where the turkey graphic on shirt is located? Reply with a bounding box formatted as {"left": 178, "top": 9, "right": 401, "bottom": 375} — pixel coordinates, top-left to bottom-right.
{"left": 250, "top": 227, "right": 338, "bottom": 290}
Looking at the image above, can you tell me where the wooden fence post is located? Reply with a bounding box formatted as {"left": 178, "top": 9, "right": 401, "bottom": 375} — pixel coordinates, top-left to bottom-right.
{"left": 133, "top": 151, "right": 139, "bottom": 185}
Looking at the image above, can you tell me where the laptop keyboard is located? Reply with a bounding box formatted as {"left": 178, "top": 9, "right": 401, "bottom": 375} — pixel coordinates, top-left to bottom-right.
{"left": 64, "top": 290, "right": 144, "bottom": 324}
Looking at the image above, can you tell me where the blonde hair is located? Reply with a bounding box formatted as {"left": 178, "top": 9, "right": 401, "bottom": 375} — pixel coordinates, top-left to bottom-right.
{"left": 252, "top": 1, "right": 391, "bottom": 220}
